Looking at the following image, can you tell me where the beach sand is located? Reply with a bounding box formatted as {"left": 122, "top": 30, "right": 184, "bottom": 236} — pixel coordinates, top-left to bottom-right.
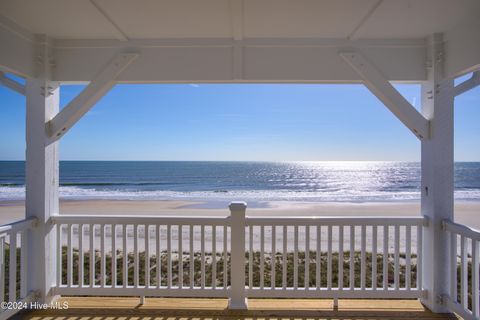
{"left": 0, "top": 199, "right": 479, "bottom": 229}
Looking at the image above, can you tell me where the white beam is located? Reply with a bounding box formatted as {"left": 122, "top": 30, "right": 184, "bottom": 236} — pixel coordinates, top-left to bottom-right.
{"left": 52, "top": 38, "right": 427, "bottom": 83}
{"left": 454, "top": 71, "right": 480, "bottom": 97}
{"left": 339, "top": 51, "right": 429, "bottom": 140}
{"left": 47, "top": 53, "right": 138, "bottom": 141}
{"left": 230, "top": 0, "right": 244, "bottom": 80}
{"left": 25, "top": 35, "right": 59, "bottom": 304}
{"left": 420, "top": 33, "right": 454, "bottom": 313}
{"left": 0, "top": 72, "right": 25, "bottom": 95}
{"left": 0, "top": 15, "right": 34, "bottom": 77}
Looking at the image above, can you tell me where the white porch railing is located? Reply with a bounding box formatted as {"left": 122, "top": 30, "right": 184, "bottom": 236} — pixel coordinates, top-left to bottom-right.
{"left": 0, "top": 217, "right": 38, "bottom": 320}
{"left": 443, "top": 219, "right": 480, "bottom": 320}
{"left": 51, "top": 204, "right": 426, "bottom": 305}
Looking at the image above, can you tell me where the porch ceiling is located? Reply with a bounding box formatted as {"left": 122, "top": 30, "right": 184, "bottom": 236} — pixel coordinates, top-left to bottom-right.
{"left": 1, "top": 0, "right": 478, "bottom": 40}
{"left": 0, "top": 0, "right": 479, "bottom": 82}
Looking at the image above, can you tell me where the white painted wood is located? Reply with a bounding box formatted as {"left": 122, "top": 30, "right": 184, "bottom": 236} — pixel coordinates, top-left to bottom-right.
{"left": 383, "top": 226, "right": 388, "bottom": 290}
{"left": 158, "top": 225, "right": 162, "bottom": 288}
{"left": 339, "top": 225, "right": 344, "bottom": 290}
{"left": 271, "top": 226, "right": 276, "bottom": 289}
{"left": 211, "top": 225, "right": 215, "bottom": 289}
{"left": 449, "top": 231, "right": 457, "bottom": 301}
{"left": 350, "top": 226, "right": 355, "bottom": 290}
{"left": 405, "top": 226, "right": 411, "bottom": 290}
{"left": 0, "top": 72, "right": 25, "bottom": 95}
{"left": 339, "top": 51, "right": 429, "bottom": 139}
{"left": 79, "top": 224, "right": 84, "bottom": 287}
{"left": 0, "top": 237, "right": 5, "bottom": 303}
{"left": 200, "top": 225, "right": 205, "bottom": 289}
{"left": 0, "top": 18, "right": 34, "bottom": 78}
{"left": 420, "top": 33, "right": 455, "bottom": 313}
{"left": 111, "top": 225, "right": 116, "bottom": 287}
{"left": 304, "top": 226, "right": 309, "bottom": 289}
{"left": 417, "top": 226, "right": 423, "bottom": 291}
{"left": 260, "top": 225, "right": 264, "bottom": 289}
{"left": 283, "top": 226, "right": 287, "bottom": 290}
{"left": 134, "top": 225, "right": 138, "bottom": 288}
{"left": 460, "top": 236, "right": 468, "bottom": 309}
{"left": 361, "top": 225, "right": 366, "bottom": 290}
{"left": 20, "top": 230, "right": 27, "bottom": 298}
{"left": 228, "top": 202, "right": 247, "bottom": 309}
{"left": 372, "top": 226, "right": 377, "bottom": 290}
{"left": 223, "top": 225, "right": 228, "bottom": 288}
{"left": 166, "top": 225, "right": 171, "bottom": 288}
{"left": 248, "top": 226, "right": 253, "bottom": 289}
{"left": 189, "top": 225, "right": 193, "bottom": 289}
{"left": 293, "top": 226, "right": 298, "bottom": 290}
{"left": 8, "top": 231, "right": 16, "bottom": 302}
{"left": 67, "top": 224, "right": 73, "bottom": 287}
{"left": 472, "top": 240, "right": 479, "bottom": 318}
{"left": 47, "top": 53, "right": 138, "bottom": 141}
{"left": 145, "top": 225, "right": 150, "bottom": 287}
{"left": 327, "top": 225, "right": 332, "bottom": 290}
{"left": 394, "top": 225, "right": 400, "bottom": 290}
{"left": 123, "top": 225, "right": 128, "bottom": 288}
{"left": 25, "top": 37, "right": 59, "bottom": 301}
{"left": 454, "top": 71, "right": 480, "bottom": 97}
{"left": 89, "top": 225, "right": 95, "bottom": 288}
{"left": 316, "top": 225, "right": 321, "bottom": 290}
{"left": 89, "top": 0, "right": 129, "bottom": 41}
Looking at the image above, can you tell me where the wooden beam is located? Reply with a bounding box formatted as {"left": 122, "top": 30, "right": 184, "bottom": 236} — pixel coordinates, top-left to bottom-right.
{"left": 46, "top": 53, "right": 138, "bottom": 142}
{"left": 339, "top": 51, "right": 429, "bottom": 140}
{"left": 89, "top": 0, "right": 129, "bottom": 41}
{"left": 454, "top": 71, "right": 480, "bottom": 96}
{"left": 0, "top": 72, "right": 25, "bottom": 95}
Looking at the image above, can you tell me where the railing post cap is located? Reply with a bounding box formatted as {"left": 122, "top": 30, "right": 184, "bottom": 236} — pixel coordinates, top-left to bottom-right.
{"left": 229, "top": 201, "right": 247, "bottom": 209}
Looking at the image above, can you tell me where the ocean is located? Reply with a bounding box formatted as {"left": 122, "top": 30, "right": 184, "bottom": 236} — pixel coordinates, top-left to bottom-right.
{"left": 1, "top": 161, "right": 480, "bottom": 205}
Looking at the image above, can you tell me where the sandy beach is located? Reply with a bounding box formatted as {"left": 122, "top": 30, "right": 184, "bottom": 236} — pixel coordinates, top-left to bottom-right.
{"left": 1, "top": 199, "right": 479, "bottom": 229}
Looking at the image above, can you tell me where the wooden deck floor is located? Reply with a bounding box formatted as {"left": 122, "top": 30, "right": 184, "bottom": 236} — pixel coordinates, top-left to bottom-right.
{"left": 15, "top": 297, "right": 458, "bottom": 320}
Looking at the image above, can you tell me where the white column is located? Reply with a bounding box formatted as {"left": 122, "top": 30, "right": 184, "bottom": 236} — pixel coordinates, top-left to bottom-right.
{"left": 228, "top": 201, "right": 248, "bottom": 309}
{"left": 420, "top": 33, "right": 454, "bottom": 312}
{"left": 25, "top": 35, "right": 59, "bottom": 303}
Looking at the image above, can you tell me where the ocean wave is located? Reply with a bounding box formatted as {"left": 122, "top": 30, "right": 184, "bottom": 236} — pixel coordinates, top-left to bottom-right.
{"left": 1, "top": 185, "right": 480, "bottom": 202}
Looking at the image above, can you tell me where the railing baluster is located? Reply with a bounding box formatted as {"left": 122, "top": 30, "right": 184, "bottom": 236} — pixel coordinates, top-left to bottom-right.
{"left": 211, "top": 225, "right": 215, "bottom": 289}
{"left": 90, "top": 224, "right": 95, "bottom": 288}
{"left": 9, "top": 231, "right": 17, "bottom": 302}
{"left": 145, "top": 225, "right": 150, "bottom": 287}
{"left": 294, "top": 225, "right": 298, "bottom": 290}
{"left": 178, "top": 225, "right": 183, "bottom": 288}
{"left": 383, "top": 225, "right": 388, "bottom": 291}
{"left": 112, "top": 224, "right": 116, "bottom": 287}
{"left": 200, "top": 225, "right": 205, "bottom": 289}
{"left": 189, "top": 225, "right": 194, "bottom": 289}
{"left": 316, "top": 225, "right": 321, "bottom": 289}
{"left": 57, "top": 224, "right": 62, "bottom": 287}
{"left": 249, "top": 225, "right": 253, "bottom": 289}
{"left": 305, "top": 226, "right": 309, "bottom": 290}
{"left": 394, "top": 225, "right": 400, "bottom": 290}
{"left": 360, "top": 225, "right": 366, "bottom": 290}
{"left": 372, "top": 225, "right": 377, "bottom": 290}
{"left": 327, "top": 225, "right": 332, "bottom": 290}
{"left": 19, "top": 230, "right": 27, "bottom": 298}
{"left": 260, "top": 225, "right": 264, "bottom": 289}
{"left": 449, "top": 231, "right": 457, "bottom": 300}
{"left": 472, "top": 239, "right": 479, "bottom": 318}
{"left": 100, "top": 224, "right": 106, "bottom": 287}
{"left": 79, "top": 224, "right": 84, "bottom": 287}
{"left": 350, "top": 226, "right": 355, "bottom": 290}
{"left": 460, "top": 235, "right": 467, "bottom": 308}
{"left": 0, "top": 237, "right": 5, "bottom": 302}
{"left": 167, "top": 224, "right": 172, "bottom": 288}
{"left": 272, "top": 225, "right": 276, "bottom": 289}
{"left": 339, "top": 225, "right": 344, "bottom": 290}
{"left": 223, "top": 225, "right": 227, "bottom": 288}
{"left": 282, "top": 225, "right": 287, "bottom": 290}
{"left": 123, "top": 224, "right": 128, "bottom": 288}
{"left": 157, "top": 225, "right": 161, "bottom": 288}
{"left": 67, "top": 224, "right": 73, "bottom": 287}
{"left": 405, "top": 225, "right": 411, "bottom": 290}
{"left": 417, "top": 225, "right": 422, "bottom": 290}
{"left": 134, "top": 224, "right": 139, "bottom": 288}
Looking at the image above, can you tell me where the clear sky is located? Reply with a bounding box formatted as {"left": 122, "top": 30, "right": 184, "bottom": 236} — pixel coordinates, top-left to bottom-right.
{"left": 0, "top": 75, "right": 479, "bottom": 161}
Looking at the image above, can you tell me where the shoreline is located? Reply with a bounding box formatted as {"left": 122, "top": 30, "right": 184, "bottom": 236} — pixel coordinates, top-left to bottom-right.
{"left": 0, "top": 199, "right": 479, "bottom": 229}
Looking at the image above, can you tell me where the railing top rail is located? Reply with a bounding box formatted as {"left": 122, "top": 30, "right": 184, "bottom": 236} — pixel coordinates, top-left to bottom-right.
{"left": 246, "top": 215, "right": 426, "bottom": 226}
{"left": 443, "top": 219, "right": 480, "bottom": 241}
{"left": 0, "top": 216, "right": 38, "bottom": 234}
{"left": 51, "top": 214, "right": 230, "bottom": 226}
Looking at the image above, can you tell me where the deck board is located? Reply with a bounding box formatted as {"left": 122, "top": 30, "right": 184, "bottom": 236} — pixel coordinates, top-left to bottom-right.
{"left": 15, "top": 297, "right": 458, "bottom": 320}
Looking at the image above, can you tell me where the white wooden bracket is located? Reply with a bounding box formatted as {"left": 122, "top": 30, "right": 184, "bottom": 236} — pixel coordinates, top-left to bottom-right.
{"left": 0, "top": 71, "right": 25, "bottom": 95}
{"left": 454, "top": 71, "right": 480, "bottom": 97}
{"left": 46, "top": 53, "right": 138, "bottom": 142}
{"left": 339, "top": 51, "right": 430, "bottom": 140}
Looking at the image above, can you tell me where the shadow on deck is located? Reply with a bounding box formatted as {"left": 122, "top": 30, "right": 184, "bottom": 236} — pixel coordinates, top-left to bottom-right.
{"left": 15, "top": 297, "right": 458, "bottom": 320}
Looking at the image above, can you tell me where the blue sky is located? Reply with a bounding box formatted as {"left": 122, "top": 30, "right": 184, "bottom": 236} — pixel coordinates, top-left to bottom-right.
{"left": 0, "top": 76, "right": 479, "bottom": 161}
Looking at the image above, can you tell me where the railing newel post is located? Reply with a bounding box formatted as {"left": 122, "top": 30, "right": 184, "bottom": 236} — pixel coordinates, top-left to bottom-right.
{"left": 228, "top": 201, "right": 248, "bottom": 310}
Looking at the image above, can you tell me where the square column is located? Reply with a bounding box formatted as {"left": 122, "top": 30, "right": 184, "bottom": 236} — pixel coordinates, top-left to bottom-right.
{"left": 25, "top": 35, "right": 60, "bottom": 303}
{"left": 420, "top": 34, "right": 454, "bottom": 312}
